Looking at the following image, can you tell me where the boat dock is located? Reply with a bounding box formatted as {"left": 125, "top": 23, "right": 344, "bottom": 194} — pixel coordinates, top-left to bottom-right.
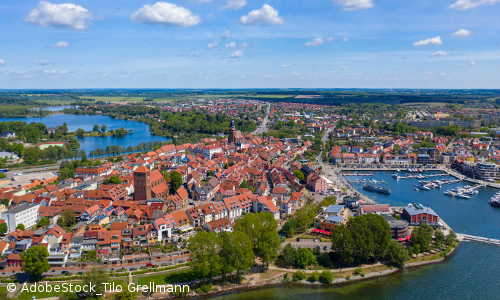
{"left": 457, "top": 234, "right": 500, "bottom": 246}
{"left": 347, "top": 179, "right": 388, "bottom": 185}
{"left": 342, "top": 173, "right": 374, "bottom": 176}
{"left": 393, "top": 173, "right": 450, "bottom": 180}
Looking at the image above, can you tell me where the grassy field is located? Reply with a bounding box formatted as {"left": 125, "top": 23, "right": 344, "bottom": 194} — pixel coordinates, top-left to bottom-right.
{"left": 137, "top": 270, "right": 197, "bottom": 286}
{"left": 16, "top": 280, "right": 125, "bottom": 300}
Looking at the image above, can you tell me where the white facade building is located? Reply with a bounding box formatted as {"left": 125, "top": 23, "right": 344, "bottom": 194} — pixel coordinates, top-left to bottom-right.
{"left": 1, "top": 203, "right": 40, "bottom": 233}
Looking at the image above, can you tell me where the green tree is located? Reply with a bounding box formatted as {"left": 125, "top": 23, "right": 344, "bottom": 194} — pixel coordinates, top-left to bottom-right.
{"left": 319, "top": 269, "right": 334, "bottom": 284}
{"left": 239, "top": 180, "right": 250, "bottom": 189}
{"left": 293, "top": 170, "right": 305, "bottom": 182}
{"left": 385, "top": 240, "right": 409, "bottom": 268}
{"left": 279, "top": 243, "right": 298, "bottom": 267}
{"left": 16, "top": 224, "right": 25, "bottom": 231}
{"left": 308, "top": 270, "right": 320, "bottom": 282}
{"left": 229, "top": 231, "right": 255, "bottom": 280}
{"left": 434, "top": 229, "right": 445, "bottom": 248}
{"left": 101, "top": 125, "right": 107, "bottom": 132}
{"left": 20, "top": 245, "right": 50, "bottom": 281}
{"left": 103, "top": 175, "right": 122, "bottom": 185}
{"left": 445, "top": 230, "right": 457, "bottom": 247}
{"left": 61, "top": 209, "right": 75, "bottom": 227}
{"left": 37, "top": 217, "right": 49, "bottom": 228}
{"left": 0, "top": 223, "right": 7, "bottom": 235}
{"left": 295, "top": 247, "right": 316, "bottom": 268}
{"left": 93, "top": 124, "right": 100, "bottom": 132}
{"left": 1, "top": 198, "right": 9, "bottom": 207}
{"left": 188, "top": 231, "right": 222, "bottom": 283}
{"left": 114, "top": 289, "right": 136, "bottom": 300}
{"left": 170, "top": 171, "right": 183, "bottom": 193}
{"left": 82, "top": 267, "right": 110, "bottom": 298}
{"left": 410, "top": 222, "right": 433, "bottom": 252}
{"left": 76, "top": 128, "right": 85, "bottom": 138}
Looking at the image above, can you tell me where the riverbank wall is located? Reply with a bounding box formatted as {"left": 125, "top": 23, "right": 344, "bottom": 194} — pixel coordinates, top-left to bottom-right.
{"left": 145, "top": 245, "right": 458, "bottom": 299}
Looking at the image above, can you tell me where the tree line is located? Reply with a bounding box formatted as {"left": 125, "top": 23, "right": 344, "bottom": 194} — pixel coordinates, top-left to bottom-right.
{"left": 188, "top": 212, "right": 281, "bottom": 284}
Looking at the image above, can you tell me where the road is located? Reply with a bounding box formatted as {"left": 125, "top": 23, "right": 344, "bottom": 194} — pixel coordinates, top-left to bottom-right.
{"left": 252, "top": 103, "right": 271, "bottom": 135}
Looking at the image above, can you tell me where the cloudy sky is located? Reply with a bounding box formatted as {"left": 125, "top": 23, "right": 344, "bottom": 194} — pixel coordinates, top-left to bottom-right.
{"left": 0, "top": 0, "right": 499, "bottom": 89}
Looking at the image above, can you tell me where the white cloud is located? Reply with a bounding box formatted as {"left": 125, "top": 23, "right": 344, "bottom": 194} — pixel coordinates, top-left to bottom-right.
{"left": 305, "top": 38, "right": 324, "bottom": 47}
{"left": 231, "top": 50, "right": 243, "bottom": 58}
{"left": 291, "top": 72, "right": 300, "bottom": 76}
{"left": 413, "top": 36, "right": 442, "bottom": 47}
{"left": 240, "top": 4, "right": 284, "bottom": 26}
{"left": 193, "top": 0, "right": 213, "bottom": 3}
{"left": 343, "top": 38, "right": 349, "bottom": 42}
{"left": 225, "top": 42, "right": 236, "bottom": 50}
{"left": 48, "top": 41, "right": 70, "bottom": 48}
{"left": 326, "top": 37, "right": 334, "bottom": 42}
{"left": 448, "top": 0, "right": 500, "bottom": 10}
{"left": 35, "top": 60, "right": 54, "bottom": 65}
{"left": 25, "top": 1, "right": 98, "bottom": 30}
{"left": 207, "top": 41, "right": 219, "bottom": 49}
{"left": 240, "top": 42, "right": 248, "bottom": 48}
{"left": 220, "top": 30, "right": 231, "bottom": 39}
{"left": 130, "top": 2, "right": 201, "bottom": 27}
{"left": 341, "top": 67, "right": 348, "bottom": 70}
{"left": 220, "top": 0, "right": 247, "bottom": 10}
{"left": 470, "top": 61, "right": 477, "bottom": 65}
{"left": 430, "top": 51, "right": 449, "bottom": 57}
{"left": 282, "top": 64, "right": 293, "bottom": 68}
{"left": 0, "top": 59, "right": 5, "bottom": 66}
{"left": 332, "top": 0, "right": 374, "bottom": 11}
{"left": 440, "top": 73, "right": 447, "bottom": 76}
{"left": 452, "top": 29, "right": 471, "bottom": 38}
{"left": 43, "top": 70, "right": 67, "bottom": 75}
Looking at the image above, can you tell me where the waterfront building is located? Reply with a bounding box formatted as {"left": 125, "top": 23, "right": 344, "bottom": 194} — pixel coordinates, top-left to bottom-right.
{"left": 402, "top": 203, "right": 438, "bottom": 226}
{"left": 462, "top": 161, "right": 500, "bottom": 180}
{"left": 382, "top": 215, "right": 409, "bottom": 239}
{"left": 357, "top": 204, "right": 391, "bottom": 215}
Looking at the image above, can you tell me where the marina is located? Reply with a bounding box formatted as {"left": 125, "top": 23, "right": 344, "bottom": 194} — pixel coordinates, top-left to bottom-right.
{"left": 212, "top": 170, "right": 500, "bottom": 300}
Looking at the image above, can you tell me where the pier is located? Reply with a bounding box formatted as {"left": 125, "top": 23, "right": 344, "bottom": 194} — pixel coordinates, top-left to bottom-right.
{"left": 457, "top": 234, "right": 500, "bottom": 246}
{"left": 342, "top": 173, "right": 374, "bottom": 176}
{"left": 347, "top": 179, "right": 388, "bottom": 185}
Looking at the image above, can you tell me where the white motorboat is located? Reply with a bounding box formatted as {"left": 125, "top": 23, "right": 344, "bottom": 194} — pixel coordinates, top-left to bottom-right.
{"left": 456, "top": 193, "right": 471, "bottom": 199}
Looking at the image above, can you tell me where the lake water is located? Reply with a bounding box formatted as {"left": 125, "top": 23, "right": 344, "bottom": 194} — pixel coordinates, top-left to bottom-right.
{"left": 207, "top": 171, "right": 500, "bottom": 300}
{"left": 0, "top": 114, "right": 171, "bottom": 153}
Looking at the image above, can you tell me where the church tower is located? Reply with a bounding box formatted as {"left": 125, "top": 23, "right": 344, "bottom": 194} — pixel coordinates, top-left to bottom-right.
{"left": 133, "top": 166, "right": 152, "bottom": 200}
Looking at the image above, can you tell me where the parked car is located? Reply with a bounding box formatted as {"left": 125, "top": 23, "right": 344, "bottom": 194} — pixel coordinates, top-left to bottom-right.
{"left": 129, "top": 268, "right": 136, "bottom": 271}
{"left": 146, "top": 262, "right": 155, "bottom": 267}
{"left": 324, "top": 246, "right": 328, "bottom": 251}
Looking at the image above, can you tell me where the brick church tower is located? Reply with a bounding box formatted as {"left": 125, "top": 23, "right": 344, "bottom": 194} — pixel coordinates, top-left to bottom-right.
{"left": 134, "top": 166, "right": 152, "bottom": 200}
{"left": 228, "top": 119, "right": 243, "bottom": 143}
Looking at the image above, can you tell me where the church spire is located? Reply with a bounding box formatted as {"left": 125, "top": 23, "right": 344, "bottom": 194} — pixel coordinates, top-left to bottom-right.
{"left": 230, "top": 119, "right": 235, "bottom": 130}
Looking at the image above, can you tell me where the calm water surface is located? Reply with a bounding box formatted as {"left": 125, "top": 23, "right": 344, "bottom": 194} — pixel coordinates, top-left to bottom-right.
{"left": 208, "top": 171, "right": 500, "bottom": 300}
{"left": 0, "top": 114, "right": 171, "bottom": 153}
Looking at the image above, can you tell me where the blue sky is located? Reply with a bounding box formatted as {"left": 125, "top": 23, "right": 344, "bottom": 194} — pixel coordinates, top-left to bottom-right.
{"left": 0, "top": 0, "right": 499, "bottom": 89}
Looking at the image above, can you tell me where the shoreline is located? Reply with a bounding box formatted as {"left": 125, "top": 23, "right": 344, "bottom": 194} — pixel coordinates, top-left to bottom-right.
{"left": 149, "top": 245, "right": 459, "bottom": 299}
